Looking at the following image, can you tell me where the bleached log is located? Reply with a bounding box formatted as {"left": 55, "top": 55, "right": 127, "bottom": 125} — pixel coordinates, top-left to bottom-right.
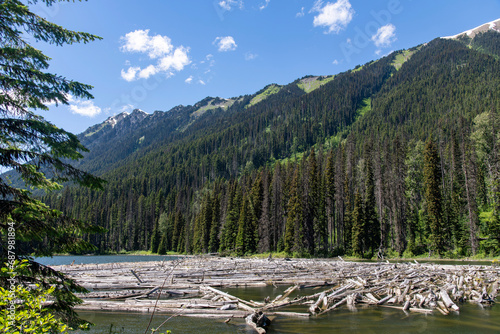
{"left": 379, "top": 305, "right": 433, "bottom": 314}
{"left": 440, "top": 289, "right": 459, "bottom": 311}
{"left": 309, "top": 292, "right": 326, "bottom": 314}
{"left": 318, "top": 296, "right": 347, "bottom": 315}
{"left": 436, "top": 301, "right": 449, "bottom": 315}
{"left": 377, "top": 295, "right": 392, "bottom": 305}
{"left": 238, "top": 302, "right": 256, "bottom": 313}
{"left": 327, "top": 283, "right": 355, "bottom": 299}
{"left": 268, "top": 311, "right": 310, "bottom": 318}
{"left": 365, "top": 293, "right": 379, "bottom": 303}
{"left": 201, "top": 285, "right": 260, "bottom": 308}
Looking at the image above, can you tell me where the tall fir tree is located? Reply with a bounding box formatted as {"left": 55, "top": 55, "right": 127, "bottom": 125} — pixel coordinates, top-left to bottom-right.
{"left": 219, "top": 182, "right": 241, "bottom": 252}
{"left": 208, "top": 194, "right": 221, "bottom": 253}
{"left": 325, "top": 149, "right": 336, "bottom": 252}
{"left": 270, "top": 162, "right": 285, "bottom": 251}
{"left": 235, "top": 194, "right": 252, "bottom": 255}
{"left": 423, "top": 136, "right": 445, "bottom": 255}
{"left": 363, "top": 143, "right": 379, "bottom": 257}
{"left": 351, "top": 190, "right": 364, "bottom": 257}
{"left": 0, "top": 1, "right": 105, "bottom": 327}
{"left": 257, "top": 169, "right": 272, "bottom": 253}
{"left": 285, "top": 167, "right": 302, "bottom": 254}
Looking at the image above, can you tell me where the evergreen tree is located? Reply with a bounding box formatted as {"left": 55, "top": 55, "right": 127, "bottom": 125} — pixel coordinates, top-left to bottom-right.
{"left": 257, "top": 169, "right": 272, "bottom": 253}
{"left": 208, "top": 194, "right": 221, "bottom": 253}
{"left": 219, "top": 183, "right": 241, "bottom": 252}
{"left": 157, "top": 235, "right": 167, "bottom": 255}
{"left": 423, "top": 137, "right": 445, "bottom": 255}
{"left": 235, "top": 194, "right": 256, "bottom": 255}
{"left": 308, "top": 148, "right": 327, "bottom": 255}
{"left": 389, "top": 137, "right": 407, "bottom": 256}
{"left": 171, "top": 211, "right": 184, "bottom": 252}
{"left": 285, "top": 167, "right": 302, "bottom": 254}
{"left": 201, "top": 193, "right": 213, "bottom": 252}
{"left": 0, "top": 0, "right": 103, "bottom": 328}
{"left": 270, "top": 162, "right": 285, "bottom": 251}
{"left": 405, "top": 140, "right": 424, "bottom": 255}
{"left": 150, "top": 221, "right": 160, "bottom": 253}
{"left": 325, "top": 149, "right": 336, "bottom": 252}
{"left": 351, "top": 190, "right": 364, "bottom": 257}
{"left": 192, "top": 215, "right": 203, "bottom": 254}
{"left": 363, "top": 144, "right": 379, "bottom": 257}
{"left": 460, "top": 133, "right": 480, "bottom": 255}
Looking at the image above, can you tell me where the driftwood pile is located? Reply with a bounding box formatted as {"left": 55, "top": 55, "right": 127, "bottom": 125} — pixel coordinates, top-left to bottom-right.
{"left": 54, "top": 257, "right": 499, "bottom": 333}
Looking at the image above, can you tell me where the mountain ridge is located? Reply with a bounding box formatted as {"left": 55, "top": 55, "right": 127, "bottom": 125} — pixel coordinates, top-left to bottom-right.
{"left": 30, "top": 21, "right": 500, "bottom": 257}
{"left": 443, "top": 18, "right": 500, "bottom": 39}
{"left": 80, "top": 17, "right": 500, "bottom": 150}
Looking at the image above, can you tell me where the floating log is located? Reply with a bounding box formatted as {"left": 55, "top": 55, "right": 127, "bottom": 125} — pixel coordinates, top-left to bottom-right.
{"left": 308, "top": 292, "right": 326, "bottom": 314}
{"left": 245, "top": 311, "right": 271, "bottom": 334}
{"left": 440, "top": 289, "right": 459, "bottom": 311}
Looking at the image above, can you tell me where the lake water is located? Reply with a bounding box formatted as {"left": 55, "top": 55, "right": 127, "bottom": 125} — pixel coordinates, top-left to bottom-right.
{"left": 35, "top": 254, "right": 494, "bottom": 267}
{"left": 76, "top": 300, "right": 500, "bottom": 334}
{"left": 40, "top": 255, "right": 499, "bottom": 333}
{"left": 35, "top": 254, "right": 182, "bottom": 266}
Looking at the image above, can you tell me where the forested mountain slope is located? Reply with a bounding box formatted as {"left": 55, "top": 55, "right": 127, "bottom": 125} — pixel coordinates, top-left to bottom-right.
{"left": 40, "top": 30, "right": 500, "bottom": 258}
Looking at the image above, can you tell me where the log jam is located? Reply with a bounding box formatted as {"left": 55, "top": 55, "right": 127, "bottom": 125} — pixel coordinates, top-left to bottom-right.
{"left": 54, "top": 256, "right": 499, "bottom": 333}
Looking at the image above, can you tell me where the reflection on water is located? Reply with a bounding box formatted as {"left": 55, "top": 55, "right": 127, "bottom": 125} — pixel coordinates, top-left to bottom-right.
{"left": 76, "top": 287, "right": 500, "bottom": 334}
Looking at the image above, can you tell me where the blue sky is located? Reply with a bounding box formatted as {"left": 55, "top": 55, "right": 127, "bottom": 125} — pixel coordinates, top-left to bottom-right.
{"left": 33, "top": 0, "right": 500, "bottom": 134}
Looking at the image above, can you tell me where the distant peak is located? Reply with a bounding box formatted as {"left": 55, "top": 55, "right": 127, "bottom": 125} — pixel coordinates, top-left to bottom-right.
{"left": 443, "top": 18, "right": 500, "bottom": 39}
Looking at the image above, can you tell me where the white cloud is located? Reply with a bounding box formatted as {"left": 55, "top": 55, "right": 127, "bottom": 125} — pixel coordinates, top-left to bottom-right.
{"left": 218, "top": 0, "right": 243, "bottom": 11}
{"left": 69, "top": 99, "right": 102, "bottom": 117}
{"left": 198, "top": 79, "right": 206, "bottom": 85}
{"left": 296, "top": 7, "right": 305, "bottom": 17}
{"left": 214, "top": 36, "right": 237, "bottom": 52}
{"left": 332, "top": 59, "right": 339, "bottom": 65}
{"left": 312, "top": 0, "right": 354, "bottom": 34}
{"left": 121, "top": 29, "right": 173, "bottom": 59}
{"left": 245, "top": 52, "right": 258, "bottom": 60}
{"left": 185, "top": 76, "right": 193, "bottom": 84}
{"left": 371, "top": 24, "right": 396, "bottom": 48}
{"left": 121, "top": 67, "right": 140, "bottom": 82}
{"left": 138, "top": 65, "right": 158, "bottom": 79}
{"left": 120, "top": 30, "right": 190, "bottom": 81}
{"left": 120, "top": 104, "right": 134, "bottom": 113}
{"left": 259, "top": 0, "right": 270, "bottom": 10}
{"left": 158, "top": 47, "right": 191, "bottom": 72}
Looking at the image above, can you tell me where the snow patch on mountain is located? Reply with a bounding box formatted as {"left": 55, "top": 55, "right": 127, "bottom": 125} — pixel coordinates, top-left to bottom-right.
{"left": 443, "top": 18, "right": 500, "bottom": 39}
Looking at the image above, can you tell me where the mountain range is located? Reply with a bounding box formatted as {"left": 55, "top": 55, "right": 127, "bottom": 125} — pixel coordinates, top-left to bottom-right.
{"left": 38, "top": 20, "right": 500, "bottom": 257}
{"left": 77, "top": 18, "right": 500, "bottom": 177}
